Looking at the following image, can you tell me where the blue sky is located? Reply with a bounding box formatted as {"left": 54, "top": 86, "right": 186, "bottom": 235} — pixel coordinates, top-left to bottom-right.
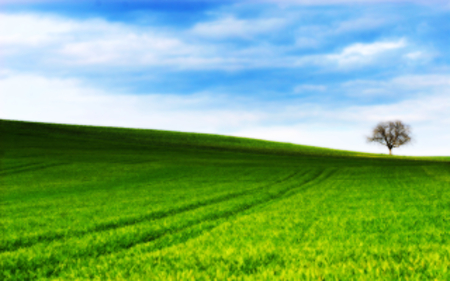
{"left": 1, "top": 0, "right": 449, "bottom": 155}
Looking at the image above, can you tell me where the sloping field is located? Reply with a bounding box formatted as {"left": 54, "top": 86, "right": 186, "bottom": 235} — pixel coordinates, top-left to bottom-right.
{"left": 1, "top": 119, "right": 449, "bottom": 280}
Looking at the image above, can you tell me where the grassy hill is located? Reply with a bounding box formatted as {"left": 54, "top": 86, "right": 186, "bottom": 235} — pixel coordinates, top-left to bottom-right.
{"left": 1, "top": 119, "right": 449, "bottom": 280}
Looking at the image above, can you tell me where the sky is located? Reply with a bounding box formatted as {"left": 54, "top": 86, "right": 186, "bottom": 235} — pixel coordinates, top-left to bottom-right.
{"left": 1, "top": 0, "right": 449, "bottom": 156}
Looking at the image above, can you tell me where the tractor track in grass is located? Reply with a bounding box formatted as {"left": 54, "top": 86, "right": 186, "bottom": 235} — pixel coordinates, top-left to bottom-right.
{"left": 0, "top": 162, "right": 43, "bottom": 173}
{"left": 0, "top": 169, "right": 314, "bottom": 253}
{"left": 0, "top": 168, "right": 257, "bottom": 218}
{"left": 0, "top": 162, "right": 68, "bottom": 177}
{"left": 0, "top": 169, "right": 328, "bottom": 280}
{"left": 99, "top": 169, "right": 338, "bottom": 273}
{"left": 255, "top": 168, "right": 337, "bottom": 208}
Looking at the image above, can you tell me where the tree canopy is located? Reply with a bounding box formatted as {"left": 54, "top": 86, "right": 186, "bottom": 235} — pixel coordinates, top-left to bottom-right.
{"left": 367, "top": 121, "right": 412, "bottom": 155}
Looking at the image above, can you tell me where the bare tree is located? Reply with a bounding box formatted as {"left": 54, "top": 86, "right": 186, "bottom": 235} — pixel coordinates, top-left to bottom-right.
{"left": 367, "top": 121, "right": 412, "bottom": 155}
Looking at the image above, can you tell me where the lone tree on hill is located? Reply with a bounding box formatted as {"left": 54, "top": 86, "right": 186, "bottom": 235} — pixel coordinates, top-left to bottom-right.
{"left": 367, "top": 120, "right": 412, "bottom": 155}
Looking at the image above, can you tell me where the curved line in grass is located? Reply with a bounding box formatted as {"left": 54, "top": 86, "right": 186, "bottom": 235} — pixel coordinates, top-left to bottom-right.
{"left": 0, "top": 170, "right": 313, "bottom": 253}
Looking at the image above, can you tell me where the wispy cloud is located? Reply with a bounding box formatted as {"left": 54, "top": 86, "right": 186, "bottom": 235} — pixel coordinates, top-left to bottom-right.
{"left": 190, "top": 16, "right": 287, "bottom": 39}
{"left": 0, "top": 13, "right": 75, "bottom": 54}
{"left": 0, "top": 13, "right": 198, "bottom": 66}
{"left": 326, "top": 39, "right": 406, "bottom": 66}
{"left": 0, "top": 12, "right": 417, "bottom": 73}
{"left": 342, "top": 74, "right": 450, "bottom": 98}
{"left": 1, "top": 12, "right": 281, "bottom": 71}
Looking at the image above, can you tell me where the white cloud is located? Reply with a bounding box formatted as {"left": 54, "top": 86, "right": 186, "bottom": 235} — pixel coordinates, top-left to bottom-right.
{"left": 292, "top": 15, "right": 391, "bottom": 51}
{"left": 326, "top": 39, "right": 406, "bottom": 66}
{"left": 1, "top": 73, "right": 449, "bottom": 156}
{"left": 289, "top": 39, "right": 411, "bottom": 69}
{"left": 190, "top": 16, "right": 286, "bottom": 39}
{"left": 0, "top": 74, "right": 263, "bottom": 133}
{"left": 343, "top": 74, "right": 450, "bottom": 97}
{"left": 59, "top": 34, "right": 190, "bottom": 66}
{"left": 391, "top": 74, "right": 450, "bottom": 88}
{"left": 1, "top": 12, "right": 293, "bottom": 71}
{"left": 0, "top": 13, "right": 77, "bottom": 55}
{"left": 0, "top": 12, "right": 429, "bottom": 72}
{"left": 0, "top": 13, "right": 226, "bottom": 69}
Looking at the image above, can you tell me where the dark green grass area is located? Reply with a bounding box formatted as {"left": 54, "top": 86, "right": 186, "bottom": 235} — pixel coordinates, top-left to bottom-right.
{"left": 1, "top": 119, "right": 449, "bottom": 280}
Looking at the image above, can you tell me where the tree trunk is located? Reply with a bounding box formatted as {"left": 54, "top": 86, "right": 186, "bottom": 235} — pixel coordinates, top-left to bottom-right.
{"left": 389, "top": 148, "right": 392, "bottom": 155}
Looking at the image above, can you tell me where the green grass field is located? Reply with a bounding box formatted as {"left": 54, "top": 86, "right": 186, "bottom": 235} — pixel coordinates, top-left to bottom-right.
{"left": 1, "top": 119, "right": 449, "bottom": 280}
